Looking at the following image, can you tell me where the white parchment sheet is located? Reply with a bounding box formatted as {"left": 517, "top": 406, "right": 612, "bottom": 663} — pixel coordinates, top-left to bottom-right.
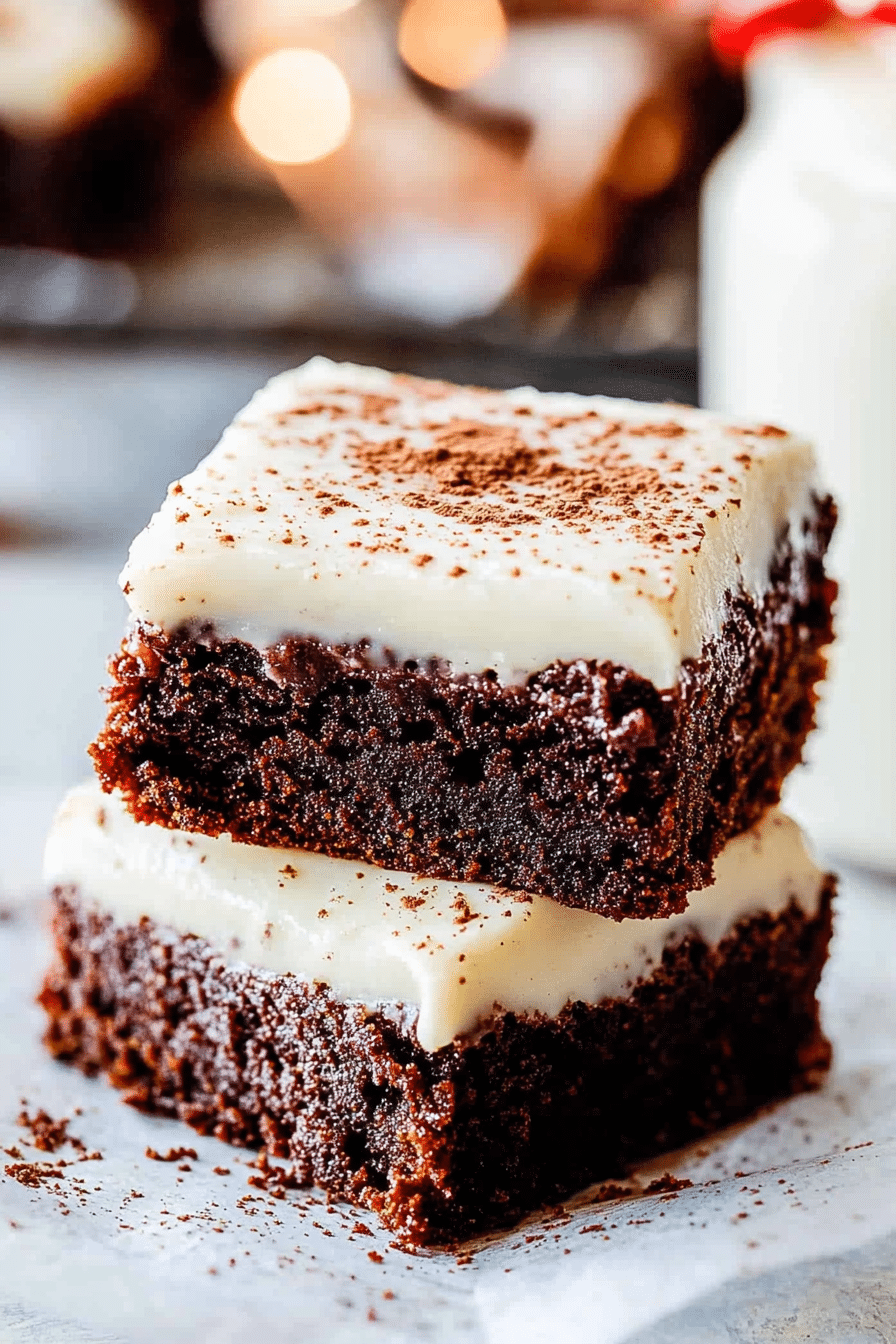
{"left": 1, "top": 793, "right": 894, "bottom": 1344}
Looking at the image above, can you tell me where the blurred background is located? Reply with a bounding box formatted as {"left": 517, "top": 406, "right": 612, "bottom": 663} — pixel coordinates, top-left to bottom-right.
{"left": 0, "top": 0, "right": 741, "bottom": 346}
{"left": 0, "top": 0, "right": 753, "bottom": 548}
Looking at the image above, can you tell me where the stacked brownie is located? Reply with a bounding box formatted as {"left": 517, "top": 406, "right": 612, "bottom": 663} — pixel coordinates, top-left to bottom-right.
{"left": 41, "top": 359, "right": 837, "bottom": 1245}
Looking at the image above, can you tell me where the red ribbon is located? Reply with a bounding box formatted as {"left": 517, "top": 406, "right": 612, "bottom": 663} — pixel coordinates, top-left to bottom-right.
{"left": 711, "top": 0, "right": 896, "bottom": 63}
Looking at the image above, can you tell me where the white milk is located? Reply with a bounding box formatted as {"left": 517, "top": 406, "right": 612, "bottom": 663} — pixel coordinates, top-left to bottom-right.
{"left": 701, "top": 28, "right": 896, "bottom": 870}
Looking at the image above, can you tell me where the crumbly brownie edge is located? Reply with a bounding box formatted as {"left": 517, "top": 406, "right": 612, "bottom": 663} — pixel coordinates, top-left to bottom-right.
{"left": 40, "top": 883, "right": 834, "bottom": 1245}
{"left": 89, "top": 496, "right": 836, "bottom": 917}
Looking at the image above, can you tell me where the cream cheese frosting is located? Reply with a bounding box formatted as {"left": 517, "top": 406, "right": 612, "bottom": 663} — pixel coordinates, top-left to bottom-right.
{"left": 44, "top": 783, "right": 825, "bottom": 1053}
{"left": 120, "top": 358, "right": 821, "bottom": 688}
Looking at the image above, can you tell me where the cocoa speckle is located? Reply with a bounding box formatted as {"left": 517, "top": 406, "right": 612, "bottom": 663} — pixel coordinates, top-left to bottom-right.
{"left": 341, "top": 405, "right": 709, "bottom": 548}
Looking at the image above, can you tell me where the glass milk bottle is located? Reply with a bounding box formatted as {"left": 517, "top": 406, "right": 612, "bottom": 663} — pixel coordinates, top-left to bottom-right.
{"left": 702, "top": 24, "right": 896, "bottom": 869}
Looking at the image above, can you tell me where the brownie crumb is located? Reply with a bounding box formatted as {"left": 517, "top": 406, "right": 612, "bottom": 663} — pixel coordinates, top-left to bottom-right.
{"left": 245, "top": 1151, "right": 301, "bottom": 1197}
{"left": 593, "top": 1182, "right": 634, "bottom": 1202}
{"left": 643, "top": 1173, "right": 694, "bottom": 1195}
{"left": 4, "top": 1162, "right": 63, "bottom": 1189}
{"left": 145, "top": 1146, "right": 198, "bottom": 1163}
{"left": 451, "top": 896, "right": 478, "bottom": 925}
{"left": 17, "top": 1108, "right": 84, "bottom": 1154}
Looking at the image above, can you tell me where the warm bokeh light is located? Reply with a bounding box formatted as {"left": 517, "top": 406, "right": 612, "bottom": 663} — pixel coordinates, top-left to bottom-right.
{"left": 233, "top": 48, "right": 352, "bottom": 165}
{"left": 398, "top": 0, "right": 508, "bottom": 91}
{"left": 204, "top": 0, "right": 364, "bottom": 71}
{"left": 270, "top": 0, "right": 362, "bottom": 14}
{"left": 0, "top": 0, "right": 155, "bottom": 137}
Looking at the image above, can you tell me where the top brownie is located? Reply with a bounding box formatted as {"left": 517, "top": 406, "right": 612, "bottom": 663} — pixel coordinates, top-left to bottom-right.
{"left": 92, "top": 359, "right": 835, "bottom": 917}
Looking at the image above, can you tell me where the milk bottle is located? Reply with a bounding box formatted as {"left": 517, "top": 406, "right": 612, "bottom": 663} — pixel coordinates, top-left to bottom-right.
{"left": 702, "top": 21, "right": 896, "bottom": 869}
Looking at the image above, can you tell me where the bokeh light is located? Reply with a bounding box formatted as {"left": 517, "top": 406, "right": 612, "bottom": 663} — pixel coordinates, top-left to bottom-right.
{"left": 272, "top": 0, "right": 361, "bottom": 15}
{"left": 398, "top": 0, "right": 508, "bottom": 92}
{"left": 233, "top": 48, "right": 352, "bottom": 165}
{"left": 0, "top": 0, "right": 155, "bottom": 136}
{"left": 203, "top": 0, "right": 364, "bottom": 71}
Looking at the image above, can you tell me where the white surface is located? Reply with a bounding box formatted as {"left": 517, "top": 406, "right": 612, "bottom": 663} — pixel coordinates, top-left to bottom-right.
{"left": 45, "top": 784, "right": 824, "bottom": 1054}
{"left": 123, "top": 357, "right": 821, "bottom": 687}
{"left": 701, "top": 29, "right": 896, "bottom": 870}
{"left": 2, "top": 790, "right": 896, "bottom": 1344}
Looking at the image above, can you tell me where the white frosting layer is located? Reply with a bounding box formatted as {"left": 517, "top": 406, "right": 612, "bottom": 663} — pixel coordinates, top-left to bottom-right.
{"left": 120, "top": 358, "right": 820, "bottom": 688}
{"left": 45, "top": 784, "right": 825, "bottom": 1053}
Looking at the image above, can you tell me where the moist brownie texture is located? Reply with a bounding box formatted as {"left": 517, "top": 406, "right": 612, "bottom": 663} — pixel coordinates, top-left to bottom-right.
{"left": 41, "top": 886, "right": 833, "bottom": 1245}
{"left": 90, "top": 357, "right": 836, "bottom": 916}
{"left": 42, "top": 357, "right": 839, "bottom": 1242}
{"left": 41, "top": 787, "right": 834, "bottom": 1243}
{"left": 90, "top": 498, "right": 834, "bottom": 917}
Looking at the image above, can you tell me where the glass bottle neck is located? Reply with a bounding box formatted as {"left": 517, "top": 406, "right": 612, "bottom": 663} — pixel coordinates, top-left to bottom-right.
{"left": 745, "top": 27, "right": 896, "bottom": 152}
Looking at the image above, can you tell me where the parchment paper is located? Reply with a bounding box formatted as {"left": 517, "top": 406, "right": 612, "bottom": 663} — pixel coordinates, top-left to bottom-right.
{"left": 1, "top": 787, "right": 894, "bottom": 1344}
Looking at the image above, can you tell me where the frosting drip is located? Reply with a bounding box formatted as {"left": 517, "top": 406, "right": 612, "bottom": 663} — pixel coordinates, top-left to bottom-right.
{"left": 44, "top": 783, "right": 825, "bottom": 1052}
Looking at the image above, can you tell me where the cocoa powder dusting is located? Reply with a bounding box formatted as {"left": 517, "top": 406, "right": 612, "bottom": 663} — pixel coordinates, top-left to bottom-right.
{"left": 347, "top": 413, "right": 703, "bottom": 545}
{"left": 353, "top": 421, "right": 543, "bottom": 493}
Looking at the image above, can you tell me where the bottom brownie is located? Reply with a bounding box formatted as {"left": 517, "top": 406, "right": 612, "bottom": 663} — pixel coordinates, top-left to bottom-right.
{"left": 40, "top": 886, "right": 834, "bottom": 1245}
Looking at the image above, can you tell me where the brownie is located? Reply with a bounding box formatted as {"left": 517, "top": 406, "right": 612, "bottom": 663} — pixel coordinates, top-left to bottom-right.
{"left": 89, "top": 495, "right": 835, "bottom": 918}
{"left": 40, "top": 884, "right": 833, "bottom": 1245}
